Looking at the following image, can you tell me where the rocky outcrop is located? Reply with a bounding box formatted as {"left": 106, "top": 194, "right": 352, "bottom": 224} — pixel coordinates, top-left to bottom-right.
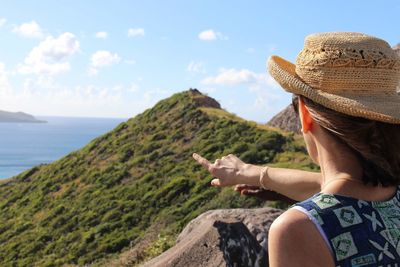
{"left": 394, "top": 44, "right": 400, "bottom": 54}
{"left": 189, "top": 88, "right": 221, "bottom": 109}
{"left": 267, "top": 104, "right": 300, "bottom": 134}
{"left": 141, "top": 208, "right": 283, "bottom": 267}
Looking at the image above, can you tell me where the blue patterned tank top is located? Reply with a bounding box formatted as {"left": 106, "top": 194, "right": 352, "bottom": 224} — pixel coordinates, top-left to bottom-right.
{"left": 293, "top": 186, "right": 400, "bottom": 267}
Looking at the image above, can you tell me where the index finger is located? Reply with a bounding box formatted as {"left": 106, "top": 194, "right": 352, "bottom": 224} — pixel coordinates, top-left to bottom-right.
{"left": 192, "top": 153, "right": 211, "bottom": 170}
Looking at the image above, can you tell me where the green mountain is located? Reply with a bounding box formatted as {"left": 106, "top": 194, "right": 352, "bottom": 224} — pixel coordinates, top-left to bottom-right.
{"left": 0, "top": 89, "right": 316, "bottom": 266}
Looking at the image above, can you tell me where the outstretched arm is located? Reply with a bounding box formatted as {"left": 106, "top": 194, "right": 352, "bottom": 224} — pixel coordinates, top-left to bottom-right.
{"left": 192, "top": 153, "right": 321, "bottom": 202}
{"left": 240, "top": 163, "right": 321, "bottom": 201}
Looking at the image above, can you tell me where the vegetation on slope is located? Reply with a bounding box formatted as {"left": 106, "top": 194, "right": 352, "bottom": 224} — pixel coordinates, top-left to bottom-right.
{"left": 0, "top": 89, "right": 317, "bottom": 266}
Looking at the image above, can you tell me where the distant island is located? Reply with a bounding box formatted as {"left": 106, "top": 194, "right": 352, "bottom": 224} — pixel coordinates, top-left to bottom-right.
{"left": 0, "top": 110, "right": 46, "bottom": 123}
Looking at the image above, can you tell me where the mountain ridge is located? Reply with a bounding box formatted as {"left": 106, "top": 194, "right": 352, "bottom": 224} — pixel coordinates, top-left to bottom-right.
{"left": 0, "top": 89, "right": 316, "bottom": 266}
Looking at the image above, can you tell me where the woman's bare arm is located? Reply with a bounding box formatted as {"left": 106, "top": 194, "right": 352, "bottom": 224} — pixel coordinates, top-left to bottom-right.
{"left": 193, "top": 153, "right": 321, "bottom": 201}
{"left": 240, "top": 163, "right": 321, "bottom": 201}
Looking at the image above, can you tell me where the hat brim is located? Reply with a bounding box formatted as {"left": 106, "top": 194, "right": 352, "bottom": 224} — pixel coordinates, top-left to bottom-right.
{"left": 267, "top": 55, "right": 400, "bottom": 124}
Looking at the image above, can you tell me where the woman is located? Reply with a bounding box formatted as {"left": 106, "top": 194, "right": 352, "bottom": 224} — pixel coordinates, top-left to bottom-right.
{"left": 193, "top": 32, "right": 400, "bottom": 266}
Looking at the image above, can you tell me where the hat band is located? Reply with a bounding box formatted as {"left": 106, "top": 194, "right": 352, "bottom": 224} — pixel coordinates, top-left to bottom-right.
{"left": 296, "top": 66, "right": 400, "bottom": 95}
{"left": 296, "top": 48, "right": 400, "bottom": 70}
{"left": 295, "top": 47, "right": 400, "bottom": 94}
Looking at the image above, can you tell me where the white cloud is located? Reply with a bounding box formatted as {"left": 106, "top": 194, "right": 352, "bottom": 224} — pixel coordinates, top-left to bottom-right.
{"left": 18, "top": 32, "right": 80, "bottom": 75}
{"left": 12, "top": 21, "right": 44, "bottom": 38}
{"left": 0, "top": 18, "right": 6, "bottom": 27}
{"left": 128, "top": 83, "right": 139, "bottom": 93}
{"left": 201, "top": 68, "right": 282, "bottom": 122}
{"left": 89, "top": 50, "right": 121, "bottom": 75}
{"left": 199, "top": 30, "right": 216, "bottom": 41}
{"left": 187, "top": 61, "right": 205, "bottom": 73}
{"left": 0, "top": 63, "right": 7, "bottom": 84}
{"left": 202, "top": 68, "right": 276, "bottom": 87}
{"left": 90, "top": 50, "right": 121, "bottom": 67}
{"left": 0, "top": 63, "right": 12, "bottom": 96}
{"left": 128, "top": 28, "right": 145, "bottom": 37}
{"left": 0, "top": 76, "right": 169, "bottom": 118}
{"left": 87, "top": 67, "right": 98, "bottom": 76}
{"left": 2, "top": 78, "right": 127, "bottom": 117}
{"left": 198, "top": 29, "right": 227, "bottom": 41}
{"left": 95, "top": 31, "right": 108, "bottom": 39}
{"left": 248, "top": 85, "right": 283, "bottom": 122}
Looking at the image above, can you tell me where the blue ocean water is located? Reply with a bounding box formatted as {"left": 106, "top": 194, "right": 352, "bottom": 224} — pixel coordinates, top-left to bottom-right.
{"left": 0, "top": 116, "right": 126, "bottom": 179}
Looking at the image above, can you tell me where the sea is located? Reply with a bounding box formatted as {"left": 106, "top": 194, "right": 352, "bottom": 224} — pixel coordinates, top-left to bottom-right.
{"left": 0, "top": 116, "right": 126, "bottom": 179}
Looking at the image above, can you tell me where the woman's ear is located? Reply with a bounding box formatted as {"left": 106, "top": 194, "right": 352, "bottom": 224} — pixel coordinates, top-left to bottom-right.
{"left": 299, "top": 97, "right": 313, "bottom": 133}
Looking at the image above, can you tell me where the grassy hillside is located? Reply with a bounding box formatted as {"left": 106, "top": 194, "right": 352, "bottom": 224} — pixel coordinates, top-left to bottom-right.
{"left": 0, "top": 89, "right": 317, "bottom": 266}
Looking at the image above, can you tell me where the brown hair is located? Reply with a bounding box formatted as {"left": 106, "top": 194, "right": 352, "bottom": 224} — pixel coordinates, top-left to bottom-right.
{"left": 297, "top": 94, "right": 400, "bottom": 186}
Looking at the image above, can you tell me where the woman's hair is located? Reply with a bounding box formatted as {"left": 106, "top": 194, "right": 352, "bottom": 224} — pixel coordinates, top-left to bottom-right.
{"left": 296, "top": 94, "right": 400, "bottom": 186}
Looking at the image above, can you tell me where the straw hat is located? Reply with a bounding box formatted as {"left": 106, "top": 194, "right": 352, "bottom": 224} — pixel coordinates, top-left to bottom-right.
{"left": 267, "top": 32, "right": 400, "bottom": 124}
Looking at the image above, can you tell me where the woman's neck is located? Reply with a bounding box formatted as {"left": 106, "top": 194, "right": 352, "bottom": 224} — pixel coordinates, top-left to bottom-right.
{"left": 317, "top": 137, "right": 364, "bottom": 188}
{"left": 316, "top": 135, "right": 397, "bottom": 201}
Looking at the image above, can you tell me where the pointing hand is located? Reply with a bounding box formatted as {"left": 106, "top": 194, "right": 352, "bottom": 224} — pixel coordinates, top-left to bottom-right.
{"left": 192, "top": 153, "right": 246, "bottom": 186}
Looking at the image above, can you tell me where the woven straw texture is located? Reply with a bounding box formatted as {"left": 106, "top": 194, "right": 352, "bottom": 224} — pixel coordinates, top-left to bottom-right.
{"left": 267, "top": 32, "right": 400, "bottom": 124}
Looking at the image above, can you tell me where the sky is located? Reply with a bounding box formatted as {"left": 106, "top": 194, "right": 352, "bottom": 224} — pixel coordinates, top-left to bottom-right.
{"left": 0, "top": 1, "right": 399, "bottom": 122}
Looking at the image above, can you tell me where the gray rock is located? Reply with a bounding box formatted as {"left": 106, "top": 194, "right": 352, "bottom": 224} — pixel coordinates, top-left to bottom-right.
{"left": 393, "top": 43, "right": 400, "bottom": 53}
{"left": 141, "top": 208, "right": 283, "bottom": 267}
{"left": 267, "top": 104, "right": 300, "bottom": 134}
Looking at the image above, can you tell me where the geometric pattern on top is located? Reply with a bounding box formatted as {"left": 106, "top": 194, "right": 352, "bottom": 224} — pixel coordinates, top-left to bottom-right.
{"left": 312, "top": 194, "right": 341, "bottom": 209}
{"left": 331, "top": 231, "right": 358, "bottom": 261}
{"left": 333, "top": 206, "right": 363, "bottom": 228}
{"left": 294, "top": 186, "right": 400, "bottom": 266}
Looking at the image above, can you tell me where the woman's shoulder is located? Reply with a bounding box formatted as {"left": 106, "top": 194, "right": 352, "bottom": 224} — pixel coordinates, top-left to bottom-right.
{"left": 268, "top": 208, "right": 335, "bottom": 266}
{"left": 270, "top": 207, "right": 325, "bottom": 238}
